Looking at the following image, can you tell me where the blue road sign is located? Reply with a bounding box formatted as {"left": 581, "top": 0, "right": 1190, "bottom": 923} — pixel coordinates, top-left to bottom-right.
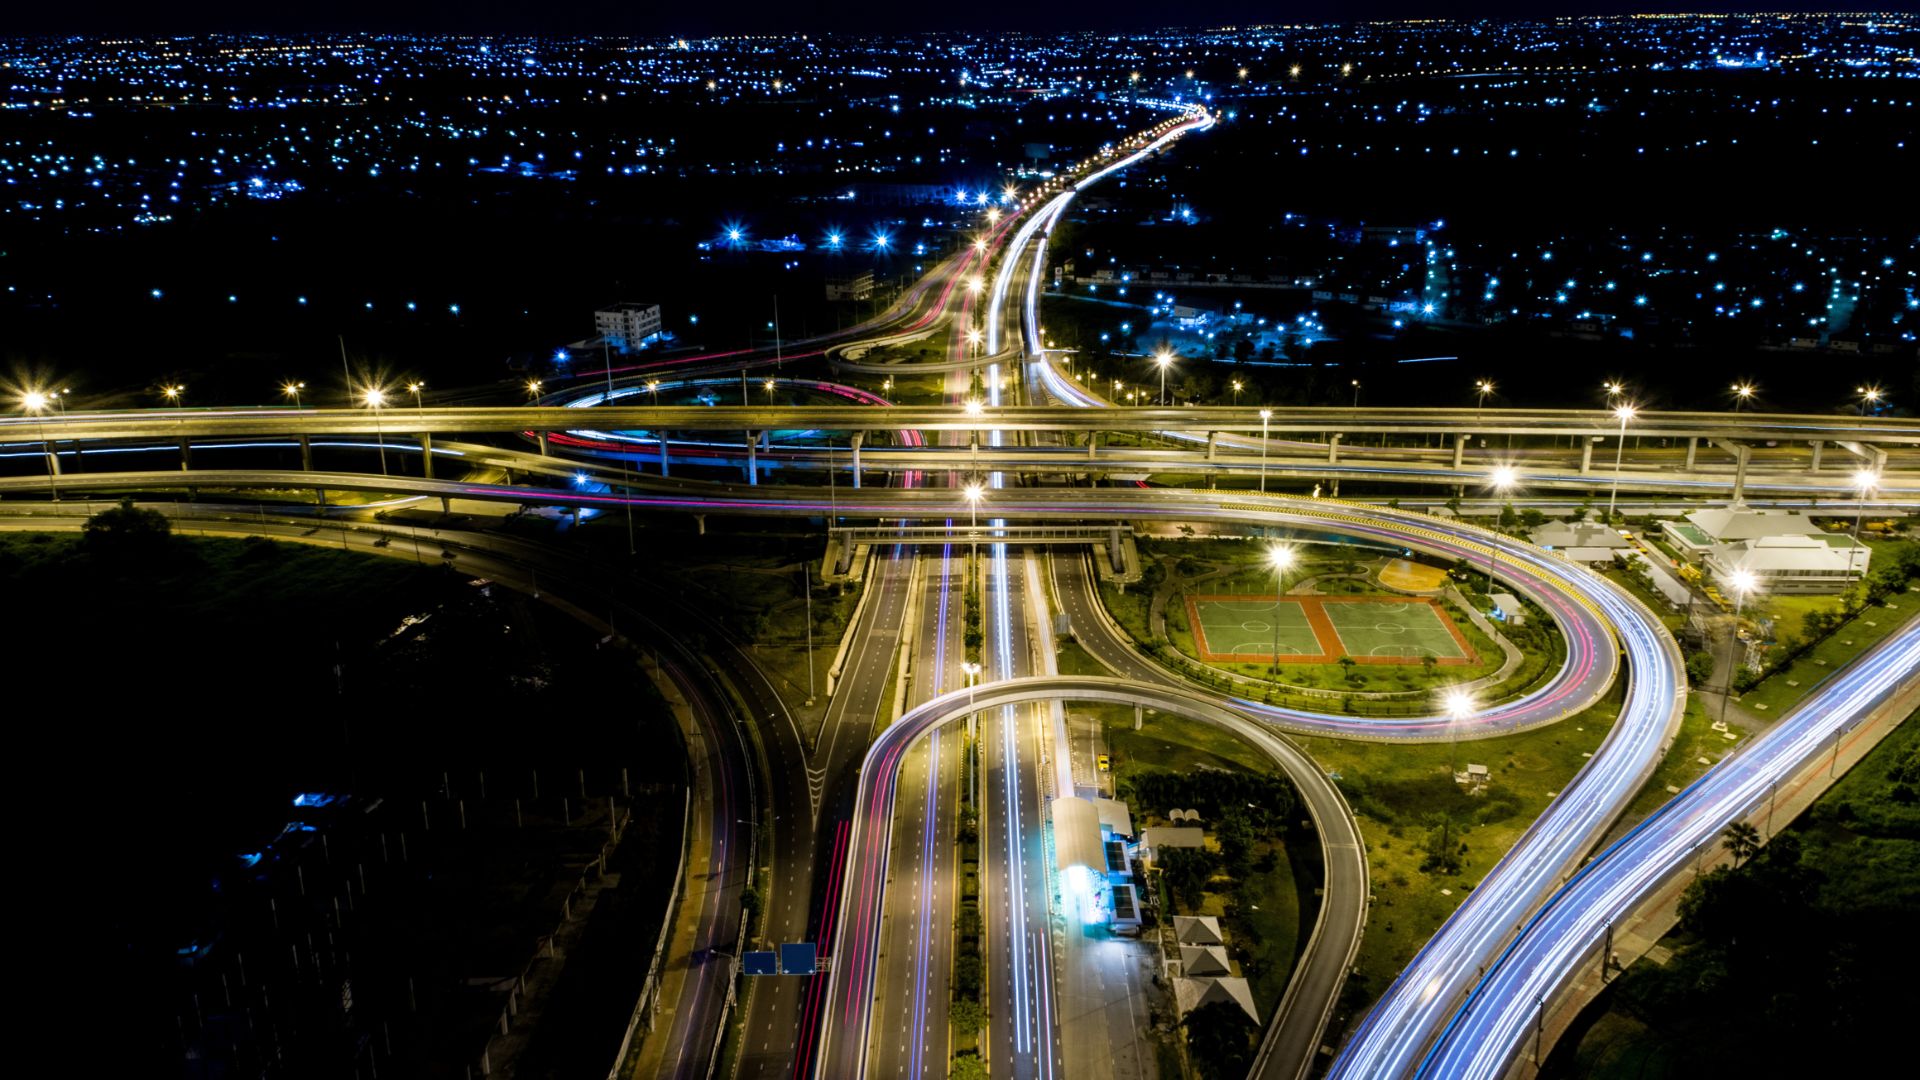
{"left": 779, "top": 942, "right": 817, "bottom": 975}
{"left": 743, "top": 951, "right": 778, "bottom": 976}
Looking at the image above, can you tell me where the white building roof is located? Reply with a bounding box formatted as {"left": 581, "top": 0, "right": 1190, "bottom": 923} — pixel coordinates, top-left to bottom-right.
{"left": 1180, "top": 945, "right": 1232, "bottom": 977}
{"left": 1141, "top": 826, "right": 1206, "bottom": 853}
{"left": 1093, "top": 797, "right": 1134, "bottom": 838}
{"left": 1707, "top": 534, "right": 1869, "bottom": 575}
{"left": 1686, "top": 508, "right": 1825, "bottom": 542}
{"left": 1174, "top": 977, "right": 1260, "bottom": 1024}
{"left": 1173, "top": 915, "right": 1224, "bottom": 946}
{"left": 1051, "top": 797, "right": 1106, "bottom": 874}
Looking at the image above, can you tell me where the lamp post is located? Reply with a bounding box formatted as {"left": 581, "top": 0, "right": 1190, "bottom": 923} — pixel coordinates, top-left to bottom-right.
{"left": 364, "top": 387, "right": 389, "bottom": 476}
{"left": 1721, "top": 568, "right": 1758, "bottom": 726}
{"left": 1154, "top": 349, "right": 1174, "bottom": 406}
{"left": 1606, "top": 403, "right": 1635, "bottom": 523}
{"left": 1486, "top": 466, "right": 1518, "bottom": 589}
{"left": 962, "top": 482, "right": 984, "bottom": 532}
{"left": 764, "top": 378, "right": 777, "bottom": 406}
{"left": 1259, "top": 409, "right": 1272, "bottom": 494}
{"left": 1232, "top": 379, "right": 1243, "bottom": 407}
{"left": 282, "top": 381, "right": 306, "bottom": 409}
{"left": 1444, "top": 689, "right": 1473, "bottom": 780}
{"left": 524, "top": 378, "right": 543, "bottom": 403}
{"left": 647, "top": 379, "right": 661, "bottom": 406}
{"left": 161, "top": 384, "right": 185, "bottom": 411}
{"left": 1731, "top": 382, "right": 1755, "bottom": 412}
{"left": 1266, "top": 545, "right": 1296, "bottom": 675}
{"left": 1350, "top": 379, "right": 1361, "bottom": 408}
{"left": 19, "top": 390, "right": 58, "bottom": 501}
{"left": 1848, "top": 469, "right": 1877, "bottom": 583}
{"left": 1857, "top": 386, "right": 1882, "bottom": 416}
{"left": 406, "top": 381, "right": 425, "bottom": 413}
{"left": 1475, "top": 379, "right": 1494, "bottom": 420}
{"left": 1602, "top": 380, "right": 1624, "bottom": 404}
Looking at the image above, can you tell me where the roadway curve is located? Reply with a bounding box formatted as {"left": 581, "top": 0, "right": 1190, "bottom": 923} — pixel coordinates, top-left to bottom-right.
{"left": 813, "top": 676, "right": 1368, "bottom": 1080}
{"left": 1415, "top": 617, "right": 1920, "bottom": 1079}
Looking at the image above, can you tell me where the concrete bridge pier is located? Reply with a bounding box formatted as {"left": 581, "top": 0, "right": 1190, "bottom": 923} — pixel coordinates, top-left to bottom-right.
{"left": 1453, "top": 433, "right": 1468, "bottom": 469}
{"left": 419, "top": 432, "right": 433, "bottom": 479}
{"left": 299, "top": 434, "right": 313, "bottom": 471}
{"left": 659, "top": 429, "right": 670, "bottom": 477}
{"left": 1206, "top": 431, "right": 1219, "bottom": 460}
{"left": 746, "top": 432, "right": 759, "bottom": 485}
{"left": 1108, "top": 526, "right": 1126, "bottom": 573}
{"left": 536, "top": 431, "right": 550, "bottom": 456}
{"left": 1713, "top": 440, "right": 1751, "bottom": 505}
{"left": 1809, "top": 440, "right": 1824, "bottom": 472}
{"left": 1580, "top": 439, "right": 1595, "bottom": 474}
{"left": 1684, "top": 437, "right": 1697, "bottom": 470}
{"left": 1329, "top": 433, "right": 1343, "bottom": 464}
{"left": 694, "top": 514, "right": 706, "bottom": 536}
{"left": 851, "top": 432, "right": 864, "bottom": 489}
{"left": 178, "top": 439, "right": 192, "bottom": 472}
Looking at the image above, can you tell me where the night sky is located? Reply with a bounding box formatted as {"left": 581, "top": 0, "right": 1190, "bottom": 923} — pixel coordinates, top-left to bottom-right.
{"left": 17, "top": 2, "right": 1915, "bottom": 37}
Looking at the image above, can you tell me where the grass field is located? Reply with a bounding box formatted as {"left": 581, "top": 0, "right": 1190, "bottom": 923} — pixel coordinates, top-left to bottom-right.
{"left": 1188, "top": 595, "right": 1475, "bottom": 665}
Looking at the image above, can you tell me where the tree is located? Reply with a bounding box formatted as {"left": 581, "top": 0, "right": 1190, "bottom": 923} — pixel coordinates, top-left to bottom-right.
{"left": 1499, "top": 503, "right": 1519, "bottom": 529}
{"left": 1685, "top": 651, "right": 1716, "bottom": 686}
{"left": 949, "top": 1054, "right": 988, "bottom": 1080}
{"left": 952, "top": 953, "right": 984, "bottom": 997}
{"left": 82, "top": 497, "right": 172, "bottom": 555}
{"left": 1158, "top": 847, "right": 1217, "bottom": 911}
{"left": 948, "top": 996, "right": 987, "bottom": 1035}
{"left": 1184, "top": 1001, "right": 1257, "bottom": 1080}
{"left": 1421, "top": 654, "right": 1439, "bottom": 680}
{"left": 1722, "top": 821, "right": 1762, "bottom": 867}
{"left": 1519, "top": 508, "right": 1547, "bottom": 529}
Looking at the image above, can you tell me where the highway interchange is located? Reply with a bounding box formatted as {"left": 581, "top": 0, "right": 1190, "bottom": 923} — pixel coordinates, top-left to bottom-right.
{"left": 6, "top": 100, "right": 1920, "bottom": 1080}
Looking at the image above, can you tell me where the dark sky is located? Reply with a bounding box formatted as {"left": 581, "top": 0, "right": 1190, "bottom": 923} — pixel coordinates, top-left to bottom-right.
{"left": 15, "top": 3, "right": 1913, "bottom": 37}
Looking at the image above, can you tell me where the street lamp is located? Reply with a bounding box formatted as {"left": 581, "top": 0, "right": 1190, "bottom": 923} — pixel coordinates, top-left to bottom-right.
{"left": 1486, "top": 465, "right": 1519, "bottom": 589}
{"left": 19, "top": 390, "right": 58, "bottom": 501}
{"left": 1848, "top": 469, "right": 1877, "bottom": 583}
{"left": 406, "top": 381, "right": 425, "bottom": 411}
{"left": 1232, "top": 379, "right": 1243, "bottom": 406}
{"left": 1444, "top": 689, "right": 1474, "bottom": 779}
{"left": 363, "top": 387, "right": 390, "bottom": 476}
{"left": 1731, "top": 382, "right": 1756, "bottom": 412}
{"left": 1475, "top": 379, "right": 1495, "bottom": 419}
{"left": 524, "top": 378, "right": 543, "bottom": 402}
{"left": 282, "top": 381, "right": 306, "bottom": 408}
{"left": 1602, "top": 381, "right": 1624, "bottom": 403}
{"left": 963, "top": 397, "right": 984, "bottom": 418}
{"left": 1154, "top": 350, "right": 1174, "bottom": 405}
{"left": 962, "top": 481, "right": 985, "bottom": 531}
{"left": 1605, "top": 403, "right": 1636, "bottom": 523}
{"left": 1259, "top": 408, "right": 1272, "bottom": 494}
{"left": 764, "top": 378, "right": 777, "bottom": 405}
{"left": 1350, "top": 379, "right": 1361, "bottom": 408}
{"left": 647, "top": 379, "right": 661, "bottom": 405}
{"left": 1720, "top": 567, "right": 1759, "bottom": 726}
{"left": 1857, "top": 385, "right": 1883, "bottom": 416}
{"left": 161, "top": 384, "right": 185, "bottom": 410}
{"left": 1266, "top": 545, "right": 1296, "bottom": 675}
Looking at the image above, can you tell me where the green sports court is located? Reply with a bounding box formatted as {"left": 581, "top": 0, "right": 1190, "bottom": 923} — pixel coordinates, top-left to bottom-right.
{"left": 1185, "top": 595, "right": 1478, "bottom": 666}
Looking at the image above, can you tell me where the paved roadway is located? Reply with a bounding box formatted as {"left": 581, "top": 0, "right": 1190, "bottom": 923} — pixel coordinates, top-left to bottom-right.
{"left": 814, "top": 676, "right": 1371, "bottom": 1080}
{"left": 1415, "top": 618, "right": 1920, "bottom": 1080}
{"left": 12, "top": 403, "right": 1919, "bottom": 445}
